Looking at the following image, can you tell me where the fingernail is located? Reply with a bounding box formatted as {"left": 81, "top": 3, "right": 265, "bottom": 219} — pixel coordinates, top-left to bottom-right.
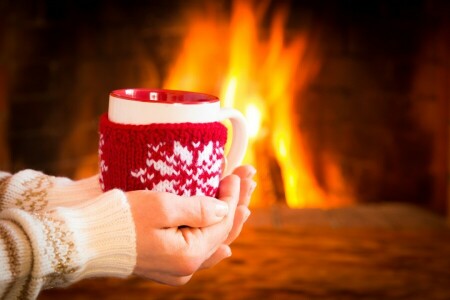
{"left": 215, "top": 202, "right": 229, "bottom": 218}
{"left": 247, "top": 181, "right": 257, "bottom": 198}
{"left": 247, "top": 166, "right": 257, "bottom": 178}
{"left": 243, "top": 208, "right": 251, "bottom": 222}
{"left": 226, "top": 247, "right": 232, "bottom": 257}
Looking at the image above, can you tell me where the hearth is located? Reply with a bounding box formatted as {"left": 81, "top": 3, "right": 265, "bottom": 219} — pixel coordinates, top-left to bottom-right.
{"left": 0, "top": 0, "right": 448, "bottom": 216}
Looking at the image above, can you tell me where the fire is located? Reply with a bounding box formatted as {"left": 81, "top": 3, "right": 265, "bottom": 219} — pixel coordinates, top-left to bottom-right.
{"left": 245, "top": 103, "right": 262, "bottom": 138}
{"left": 163, "top": 0, "right": 331, "bottom": 207}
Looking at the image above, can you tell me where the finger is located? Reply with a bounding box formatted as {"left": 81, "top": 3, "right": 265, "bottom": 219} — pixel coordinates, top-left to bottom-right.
{"left": 200, "top": 244, "right": 232, "bottom": 269}
{"left": 199, "top": 175, "right": 241, "bottom": 247}
{"left": 128, "top": 190, "right": 229, "bottom": 228}
{"left": 165, "top": 195, "right": 230, "bottom": 228}
{"left": 232, "top": 165, "right": 257, "bottom": 179}
{"left": 142, "top": 271, "right": 193, "bottom": 286}
{"left": 239, "top": 178, "right": 257, "bottom": 207}
{"left": 217, "top": 174, "right": 241, "bottom": 220}
{"left": 224, "top": 205, "right": 251, "bottom": 245}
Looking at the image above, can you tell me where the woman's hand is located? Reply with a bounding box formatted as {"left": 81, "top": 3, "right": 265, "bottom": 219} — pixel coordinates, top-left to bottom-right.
{"left": 127, "top": 165, "right": 256, "bottom": 286}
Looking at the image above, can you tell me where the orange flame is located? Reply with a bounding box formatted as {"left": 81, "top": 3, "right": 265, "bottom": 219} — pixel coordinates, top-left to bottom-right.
{"left": 163, "top": 0, "right": 338, "bottom": 207}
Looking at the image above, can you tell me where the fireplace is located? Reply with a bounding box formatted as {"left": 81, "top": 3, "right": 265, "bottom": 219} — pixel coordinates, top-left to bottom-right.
{"left": 0, "top": 0, "right": 449, "bottom": 216}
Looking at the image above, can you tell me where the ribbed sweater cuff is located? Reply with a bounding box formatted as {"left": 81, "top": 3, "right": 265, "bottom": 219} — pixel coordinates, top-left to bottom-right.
{"left": 67, "top": 189, "right": 136, "bottom": 279}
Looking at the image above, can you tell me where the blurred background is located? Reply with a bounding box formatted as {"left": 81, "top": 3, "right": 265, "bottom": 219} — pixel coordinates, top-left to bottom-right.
{"left": 0, "top": 0, "right": 449, "bottom": 215}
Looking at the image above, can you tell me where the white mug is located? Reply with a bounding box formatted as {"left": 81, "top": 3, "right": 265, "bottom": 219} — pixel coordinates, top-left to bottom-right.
{"left": 107, "top": 88, "right": 248, "bottom": 175}
{"left": 99, "top": 89, "right": 248, "bottom": 196}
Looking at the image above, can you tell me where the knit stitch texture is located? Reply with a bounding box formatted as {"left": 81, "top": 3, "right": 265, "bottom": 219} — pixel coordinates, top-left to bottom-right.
{"left": 99, "top": 114, "right": 228, "bottom": 197}
{"left": 0, "top": 170, "right": 136, "bottom": 299}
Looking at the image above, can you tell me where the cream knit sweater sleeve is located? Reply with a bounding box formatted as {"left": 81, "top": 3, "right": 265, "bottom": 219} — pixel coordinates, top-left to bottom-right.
{"left": 0, "top": 170, "right": 137, "bottom": 299}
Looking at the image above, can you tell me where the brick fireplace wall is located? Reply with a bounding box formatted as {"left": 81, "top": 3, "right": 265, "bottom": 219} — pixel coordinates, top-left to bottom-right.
{"left": 0, "top": 0, "right": 182, "bottom": 177}
{"left": 295, "top": 0, "right": 450, "bottom": 213}
{"left": 0, "top": 0, "right": 448, "bottom": 214}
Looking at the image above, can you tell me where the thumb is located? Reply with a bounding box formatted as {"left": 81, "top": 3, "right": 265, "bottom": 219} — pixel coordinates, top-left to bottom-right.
{"left": 160, "top": 195, "right": 229, "bottom": 228}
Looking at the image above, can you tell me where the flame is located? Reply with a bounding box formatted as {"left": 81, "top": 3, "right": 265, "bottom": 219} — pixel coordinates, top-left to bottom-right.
{"left": 163, "top": 0, "right": 339, "bottom": 207}
{"left": 245, "top": 103, "right": 262, "bottom": 139}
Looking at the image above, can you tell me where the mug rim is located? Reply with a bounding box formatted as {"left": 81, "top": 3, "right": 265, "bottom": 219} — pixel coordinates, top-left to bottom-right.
{"left": 110, "top": 88, "right": 219, "bottom": 104}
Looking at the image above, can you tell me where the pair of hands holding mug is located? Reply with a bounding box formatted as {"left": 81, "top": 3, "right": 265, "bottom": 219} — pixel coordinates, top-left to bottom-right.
{"left": 127, "top": 165, "right": 256, "bottom": 286}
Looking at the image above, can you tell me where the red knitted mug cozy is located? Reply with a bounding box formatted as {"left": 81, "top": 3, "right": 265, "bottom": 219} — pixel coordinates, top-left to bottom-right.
{"left": 98, "top": 114, "right": 228, "bottom": 197}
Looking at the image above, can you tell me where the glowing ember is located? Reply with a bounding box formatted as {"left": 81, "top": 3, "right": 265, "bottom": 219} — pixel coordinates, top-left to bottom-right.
{"left": 163, "top": 0, "right": 343, "bottom": 207}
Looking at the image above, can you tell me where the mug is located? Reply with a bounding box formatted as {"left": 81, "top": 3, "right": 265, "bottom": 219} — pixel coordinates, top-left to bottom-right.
{"left": 99, "top": 88, "right": 248, "bottom": 197}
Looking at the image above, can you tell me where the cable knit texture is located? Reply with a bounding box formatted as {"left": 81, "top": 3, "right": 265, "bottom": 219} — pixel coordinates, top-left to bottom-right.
{"left": 0, "top": 170, "right": 136, "bottom": 299}
{"left": 99, "top": 113, "right": 228, "bottom": 197}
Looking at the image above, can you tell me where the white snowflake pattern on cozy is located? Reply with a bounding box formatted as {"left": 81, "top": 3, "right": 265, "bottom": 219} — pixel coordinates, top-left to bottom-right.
{"left": 130, "top": 140, "right": 224, "bottom": 196}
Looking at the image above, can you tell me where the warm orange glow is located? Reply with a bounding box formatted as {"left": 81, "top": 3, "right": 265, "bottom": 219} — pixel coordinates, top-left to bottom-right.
{"left": 163, "top": 1, "right": 351, "bottom": 207}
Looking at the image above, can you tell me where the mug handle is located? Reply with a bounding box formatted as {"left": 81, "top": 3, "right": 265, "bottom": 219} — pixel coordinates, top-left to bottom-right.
{"left": 219, "top": 108, "right": 248, "bottom": 176}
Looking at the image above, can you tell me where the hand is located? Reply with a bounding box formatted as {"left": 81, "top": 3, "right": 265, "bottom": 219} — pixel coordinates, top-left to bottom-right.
{"left": 127, "top": 165, "right": 256, "bottom": 286}
{"left": 127, "top": 175, "right": 240, "bottom": 286}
